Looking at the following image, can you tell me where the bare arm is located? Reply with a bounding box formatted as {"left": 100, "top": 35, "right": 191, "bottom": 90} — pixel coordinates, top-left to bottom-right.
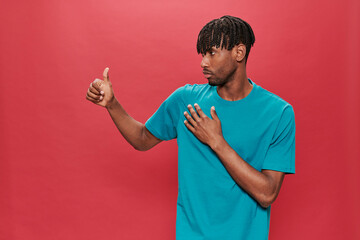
{"left": 86, "top": 67, "right": 162, "bottom": 151}
{"left": 184, "top": 103, "right": 285, "bottom": 208}
{"left": 211, "top": 139, "right": 285, "bottom": 208}
{"left": 105, "top": 97, "right": 162, "bottom": 151}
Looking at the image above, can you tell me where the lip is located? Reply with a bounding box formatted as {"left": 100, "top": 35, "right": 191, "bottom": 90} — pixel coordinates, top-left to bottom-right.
{"left": 203, "top": 70, "right": 212, "bottom": 78}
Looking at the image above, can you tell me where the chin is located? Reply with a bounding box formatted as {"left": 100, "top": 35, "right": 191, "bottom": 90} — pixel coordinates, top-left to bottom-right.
{"left": 208, "top": 79, "right": 224, "bottom": 86}
{"left": 207, "top": 78, "right": 217, "bottom": 86}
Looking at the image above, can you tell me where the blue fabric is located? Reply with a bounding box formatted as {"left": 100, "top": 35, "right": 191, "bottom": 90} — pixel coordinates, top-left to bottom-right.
{"left": 145, "top": 79, "right": 296, "bottom": 240}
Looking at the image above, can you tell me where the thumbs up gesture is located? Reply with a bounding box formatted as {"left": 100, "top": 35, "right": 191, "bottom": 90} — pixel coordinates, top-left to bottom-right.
{"left": 86, "top": 67, "right": 115, "bottom": 108}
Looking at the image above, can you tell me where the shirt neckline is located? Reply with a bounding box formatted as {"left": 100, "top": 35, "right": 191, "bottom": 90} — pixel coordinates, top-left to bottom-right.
{"left": 212, "top": 78, "right": 257, "bottom": 105}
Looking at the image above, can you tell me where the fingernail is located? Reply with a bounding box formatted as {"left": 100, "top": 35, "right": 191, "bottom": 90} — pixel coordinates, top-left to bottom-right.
{"left": 100, "top": 91, "right": 104, "bottom": 95}
{"left": 212, "top": 106, "right": 215, "bottom": 110}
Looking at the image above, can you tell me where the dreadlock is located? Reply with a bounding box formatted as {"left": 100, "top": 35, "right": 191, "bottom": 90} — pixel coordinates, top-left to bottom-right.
{"left": 196, "top": 15, "right": 255, "bottom": 64}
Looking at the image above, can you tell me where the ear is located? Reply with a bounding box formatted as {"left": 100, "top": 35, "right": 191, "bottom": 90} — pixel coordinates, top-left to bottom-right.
{"left": 235, "top": 44, "right": 246, "bottom": 62}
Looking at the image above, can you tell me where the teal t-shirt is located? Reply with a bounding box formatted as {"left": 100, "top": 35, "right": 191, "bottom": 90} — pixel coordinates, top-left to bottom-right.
{"left": 145, "top": 79, "right": 296, "bottom": 240}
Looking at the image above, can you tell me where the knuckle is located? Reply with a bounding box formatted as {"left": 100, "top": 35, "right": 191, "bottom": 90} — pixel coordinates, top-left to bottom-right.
{"left": 93, "top": 79, "right": 100, "bottom": 86}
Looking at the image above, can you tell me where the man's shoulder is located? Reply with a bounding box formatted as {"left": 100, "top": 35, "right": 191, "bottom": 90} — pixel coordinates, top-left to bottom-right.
{"left": 178, "top": 83, "right": 209, "bottom": 91}
{"left": 172, "top": 83, "right": 210, "bottom": 97}
{"left": 250, "top": 85, "right": 295, "bottom": 137}
{"left": 255, "top": 83, "right": 293, "bottom": 110}
{"left": 253, "top": 83, "right": 295, "bottom": 122}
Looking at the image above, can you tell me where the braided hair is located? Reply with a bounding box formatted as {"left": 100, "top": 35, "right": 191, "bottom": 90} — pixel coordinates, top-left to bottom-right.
{"left": 196, "top": 15, "right": 255, "bottom": 64}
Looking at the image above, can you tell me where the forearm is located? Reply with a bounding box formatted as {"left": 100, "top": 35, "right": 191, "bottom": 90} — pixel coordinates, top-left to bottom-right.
{"left": 105, "top": 97, "right": 145, "bottom": 150}
{"left": 211, "top": 138, "right": 278, "bottom": 208}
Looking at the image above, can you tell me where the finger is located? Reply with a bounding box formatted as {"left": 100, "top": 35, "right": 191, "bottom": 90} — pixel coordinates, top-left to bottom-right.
{"left": 90, "top": 87, "right": 102, "bottom": 96}
{"left": 184, "top": 111, "right": 197, "bottom": 127}
{"left": 89, "top": 82, "right": 100, "bottom": 94}
{"left": 89, "top": 83, "right": 100, "bottom": 95}
{"left": 87, "top": 90, "right": 103, "bottom": 101}
{"left": 194, "top": 103, "right": 207, "bottom": 118}
{"left": 184, "top": 119, "right": 195, "bottom": 133}
{"left": 103, "top": 67, "right": 109, "bottom": 82}
{"left": 210, "top": 106, "right": 219, "bottom": 120}
{"left": 187, "top": 104, "right": 200, "bottom": 121}
{"left": 91, "top": 79, "right": 103, "bottom": 93}
{"left": 86, "top": 94, "right": 102, "bottom": 103}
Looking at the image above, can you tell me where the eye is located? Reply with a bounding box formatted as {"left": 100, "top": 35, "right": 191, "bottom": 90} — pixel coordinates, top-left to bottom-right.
{"left": 210, "top": 51, "right": 215, "bottom": 56}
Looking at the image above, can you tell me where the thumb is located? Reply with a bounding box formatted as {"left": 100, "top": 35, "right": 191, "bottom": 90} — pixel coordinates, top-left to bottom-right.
{"left": 103, "top": 67, "right": 110, "bottom": 82}
{"left": 211, "top": 106, "right": 219, "bottom": 120}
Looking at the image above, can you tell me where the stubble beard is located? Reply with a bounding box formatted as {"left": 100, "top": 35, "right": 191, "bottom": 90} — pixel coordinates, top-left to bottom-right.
{"left": 207, "top": 63, "right": 238, "bottom": 86}
{"left": 208, "top": 79, "right": 223, "bottom": 86}
{"left": 208, "top": 71, "right": 235, "bottom": 87}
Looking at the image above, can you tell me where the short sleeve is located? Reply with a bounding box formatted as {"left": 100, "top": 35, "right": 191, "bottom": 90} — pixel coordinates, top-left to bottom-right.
{"left": 262, "top": 105, "right": 296, "bottom": 174}
{"left": 145, "top": 86, "right": 184, "bottom": 141}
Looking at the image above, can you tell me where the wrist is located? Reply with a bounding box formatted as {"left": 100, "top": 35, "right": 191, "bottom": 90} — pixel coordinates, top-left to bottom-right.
{"left": 210, "top": 136, "right": 227, "bottom": 152}
{"left": 105, "top": 97, "right": 118, "bottom": 110}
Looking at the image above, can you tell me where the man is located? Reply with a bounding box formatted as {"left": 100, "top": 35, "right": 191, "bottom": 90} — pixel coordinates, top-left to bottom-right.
{"left": 86, "top": 15, "right": 295, "bottom": 240}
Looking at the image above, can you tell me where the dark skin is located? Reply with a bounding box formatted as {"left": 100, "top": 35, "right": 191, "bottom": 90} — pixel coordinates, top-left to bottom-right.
{"left": 86, "top": 44, "right": 285, "bottom": 209}
{"left": 183, "top": 44, "right": 285, "bottom": 208}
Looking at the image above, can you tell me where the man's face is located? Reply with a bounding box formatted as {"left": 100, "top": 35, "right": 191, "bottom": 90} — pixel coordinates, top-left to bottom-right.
{"left": 200, "top": 46, "right": 238, "bottom": 86}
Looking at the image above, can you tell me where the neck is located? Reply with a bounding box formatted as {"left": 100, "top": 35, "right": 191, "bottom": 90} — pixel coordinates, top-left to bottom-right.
{"left": 217, "top": 67, "right": 253, "bottom": 101}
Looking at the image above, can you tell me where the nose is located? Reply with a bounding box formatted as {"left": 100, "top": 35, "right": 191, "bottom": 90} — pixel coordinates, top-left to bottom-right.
{"left": 200, "top": 55, "right": 209, "bottom": 68}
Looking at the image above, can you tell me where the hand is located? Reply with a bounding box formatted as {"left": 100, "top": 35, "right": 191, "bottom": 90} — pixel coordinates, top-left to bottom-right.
{"left": 183, "top": 103, "right": 224, "bottom": 149}
{"left": 86, "top": 67, "right": 115, "bottom": 108}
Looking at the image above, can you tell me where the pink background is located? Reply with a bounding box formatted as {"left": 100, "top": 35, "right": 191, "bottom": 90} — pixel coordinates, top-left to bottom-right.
{"left": 1, "top": 0, "right": 359, "bottom": 239}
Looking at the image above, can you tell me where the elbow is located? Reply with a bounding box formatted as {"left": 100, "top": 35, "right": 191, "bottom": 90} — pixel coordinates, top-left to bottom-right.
{"left": 259, "top": 200, "right": 271, "bottom": 209}
{"left": 133, "top": 144, "right": 149, "bottom": 151}
{"left": 258, "top": 193, "right": 278, "bottom": 209}
{"left": 132, "top": 127, "right": 150, "bottom": 151}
